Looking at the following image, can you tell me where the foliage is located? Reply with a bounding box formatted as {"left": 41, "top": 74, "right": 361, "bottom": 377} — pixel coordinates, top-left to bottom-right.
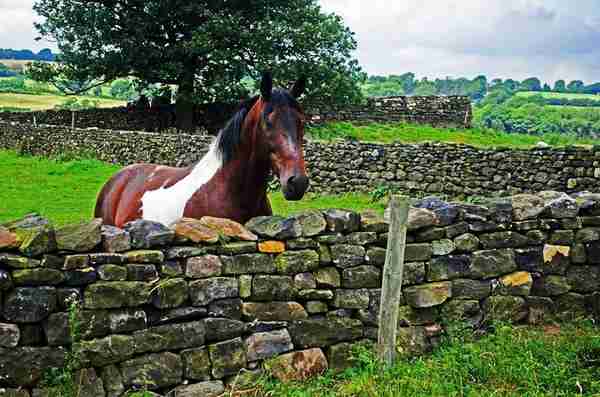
{"left": 54, "top": 97, "right": 100, "bottom": 111}
{"left": 109, "top": 79, "right": 136, "bottom": 101}
{"left": 0, "top": 63, "right": 17, "bottom": 77}
{"left": 32, "top": 0, "right": 364, "bottom": 110}
{"left": 258, "top": 321, "right": 600, "bottom": 396}
{"left": 0, "top": 92, "right": 124, "bottom": 111}
{"left": 0, "top": 48, "right": 55, "bottom": 61}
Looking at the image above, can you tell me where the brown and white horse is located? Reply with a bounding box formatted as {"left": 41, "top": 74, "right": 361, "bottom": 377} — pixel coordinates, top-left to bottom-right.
{"left": 95, "top": 73, "right": 309, "bottom": 227}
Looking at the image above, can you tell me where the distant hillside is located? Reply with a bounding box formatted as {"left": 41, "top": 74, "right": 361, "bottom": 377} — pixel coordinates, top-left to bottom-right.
{"left": 0, "top": 48, "right": 55, "bottom": 61}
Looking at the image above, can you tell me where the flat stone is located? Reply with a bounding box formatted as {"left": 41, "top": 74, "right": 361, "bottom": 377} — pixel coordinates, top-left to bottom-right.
{"left": 298, "top": 289, "right": 334, "bottom": 300}
{"left": 63, "top": 267, "right": 97, "bottom": 286}
{"left": 120, "top": 352, "right": 182, "bottom": 390}
{"left": 319, "top": 244, "right": 332, "bottom": 263}
{"left": 208, "top": 337, "right": 247, "bottom": 379}
{"left": 0, "top": 254, "right": 40, "bottom": 269}
{"left": 77, "top": 334, "right": 135, "bottom": 367}
{"left": 55, "top": 219, "right": 102, "bottom": 252}
{"left": 221, "top": 253, "right": 275, "bottom": 275}
{"left": 365, "top": 246, "right": 386, "bottom": 266}
{"left": 252, "top": 275, "right": 297, "bottom": 300}
{"left": 3, "top": 287, "right": 56, "bottom": 323}
{"left": 186, "top": 255, "right": 222, "bottom": 278}
{"left": 239, "top": 275, "right": 252, "bottom": 298}
{"left": 512, "top": 194, "right": 545, "bottom": 221}
{"left": 12, "top": 222, "right": 57, "bottom": 258}
{"left": 566, "top": 266, "right": 600, "bottom": 294}
{"left": 287, "top": 237, "right": 319, "bottom": 250}
{"left": 403, "top": 262, "right": 426, "bottom": 285}
{"left": 159, "top": 261, "right": 184, "bottom": 277}
{"left": 294, "top": 272, "right": 316, "bottom": 289}
{"left": 314, "top": 267, "right": 341, "bottom": 288}
{"left": 199, "top": 216, "right": 258, "bottom": 241}
{"left": 440, "top": 299, "right": 481, "bottom": 325}
{"left": 414, "top": 197, "right": 458, "bottom": 226}
{"left": 245, "top": 329, "right": 293, "bottom": 361}
{"left": 331, "top": 245, "right": 365, "bottom": 268}
{"left": 432, "top": 239, "right": 455, "bottom": 256}
{"left": 208, "top": 298, "right": 242, "bottom": 319}
{"left": 0, "top": 227, "right": 19, "bottom": 250}
{"left": 404, "top": 282, "right": 451, "bottom": 308}
{"left": 215, "top": 241, "right": 257, "bottom": 255}
{"left": 360, "top": 210, "right": 388, "bottom": 233}
{"left": 242, "top": 302, "right": 308, "bottom": 321}
{"left": 109, "top": 309, "right": 147, "bottom": 333}
{"left": 333, "top": 289, "right": 369, "bottom": 309}
{"left": 294, "top": 210, "right": 328, "bottom": 236}
{"left": 84, "top": 282, "right": 152, "bottom": 309}
{"left": 171, "top": 218, "right": 219, "bottom": 244}
{"left": 132, "top": 322, "right": 206, "bottom": 354}
{"left": 407, "top": 208, "right": 439, "bottom": 231}
{"left": 152, "top": 278, "right": 188, "bottom": 309}
{"left": 147, "top": 306, "right": 207, "bottom": 326}
{"left": 327, "top": 340, "right": 373, "bottom": 374}
{"left": 479, "top": 232, "right": 530, "bottom": 249}
{"left": 345, "top": 232, "right": 378, "bottom": 245}
{"left": 268, "top": 348, "right": 328, "bottom": 382}
{"left": 124, "top": 219, "right": 174, "bottom": 249}
{"left": 245, "top": 216, "right": 302, "bottom": 239}
{"left": 0, "top": 346, "right": 65, "bottom": 387}
{"left": 323, "top": 209, "right": 361, "bottom": 233}
{"left": 498, "top": 271, "right": 533, "bottom": 296}
{"left": 542, "top": 192, "right": 579, "bottom": 219}
{"left": 342, "top": 265, "right": 381, "bottom": 288}
{"left": 454, "top": 233, "right": 480, "bottom": 252}
{"left": 275, "top": 250, "right": 320, "bottom": 274}
{"left": 306, "top": 301, "right": 329, "bottom": 313}
{"left": 101, "top": 225, "right": 131, "bottom": 253}
{"left": 125, "top": 250, "right": 164, "bottom": 263}
{"left": 97, "top": 264, "right": 127, "bottom": 281}
{"left": 470, "top": 249, "right": 517, "bottom": 278}
{"left": 428, "top": 255, "right": 470, "bottom": 281}
{"left": 12, "top": 268, "right": 64, "bottom": 286}
{"left": 289, "top": 317, "right": 362, "bottom": 348}
{"left": 201, "top": 318, "right": 245, "bottom": 342}
{"left": 0, "top": 323, "right": 20, "bottom": 347}
{"left": 482, "top": 296, "right": 528, "bottom": 323}
{"left": 531, "top": 275, "right": 572, "bottom": 296}
{"left": 181, "top": 347, "right": 211, "bottom": 381}
{"left": 189, "top": 277, "right": 238, "bottom": 306}
{"left": 259, "top": 240, "right": 286, "bottom": 253}
{"left": 451, "top": 279, "right": 492, "bottom": 299}
{"left": 404, "top": 243, "right": 432, "bottom": 262}
{"left": 166, "top": 381, "right": 225, "bottom": 397}
{"left": 127, "top": 263, "right": 158, "bottom": 281}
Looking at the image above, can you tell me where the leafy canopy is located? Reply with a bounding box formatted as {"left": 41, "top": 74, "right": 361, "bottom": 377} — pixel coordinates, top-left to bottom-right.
{"left": 32, "top": 0, "right": 364, "bottom": 105}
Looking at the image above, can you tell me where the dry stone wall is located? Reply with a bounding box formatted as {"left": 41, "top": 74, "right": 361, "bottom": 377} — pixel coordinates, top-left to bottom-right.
{"left": 2, "top": 121, "right": 600, "bottom": 197}
{"left": 1, "top": 192, "right": 600, "bottom": 396}
{"left": 0, "top": 95, "right": 472, "bottom": 134}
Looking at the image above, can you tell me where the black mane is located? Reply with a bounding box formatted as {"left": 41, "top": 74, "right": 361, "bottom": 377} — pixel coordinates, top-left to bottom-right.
{"left": 216, "top": 89, "right": 301, "bottom": 163}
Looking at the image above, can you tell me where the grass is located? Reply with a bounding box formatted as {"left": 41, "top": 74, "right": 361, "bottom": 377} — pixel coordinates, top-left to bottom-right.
{"left": 0, "top": 150, "right": 381, "bottom": 226}
{"left": 0, "top": 92, "right": 125, "bottom": 111}
{"left": 308, "top": 121, "right": 600, "bottom": 148}
{"left": 258, "top": 322, "right": 600, "bottom": 397}
{"left": 517, "top": 91, "right": 600, "bottom": 101}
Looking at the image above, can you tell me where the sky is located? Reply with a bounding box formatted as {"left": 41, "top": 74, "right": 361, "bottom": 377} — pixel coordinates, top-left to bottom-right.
{"left": 1, "top": 0, "right": 599, "bottom": 83}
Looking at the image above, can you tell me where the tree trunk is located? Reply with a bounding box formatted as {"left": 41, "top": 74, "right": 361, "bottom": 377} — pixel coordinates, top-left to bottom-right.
{"left": 176, "top": 68, "right": 195, "bottom": 132}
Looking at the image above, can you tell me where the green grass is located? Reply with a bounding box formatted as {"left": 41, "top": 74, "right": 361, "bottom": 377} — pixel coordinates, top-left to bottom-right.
{"left": 309, "top": 121, "right": 599, "bottom": 148}
{"left": 517, "top": 91, "right": 600, "bottom": 101}
{"left": 0, "top": 150, "right": 380, "bottom": 226}
{"left": 0, "top": 92, "right": 125, "bottom": 111}
{"left": 259, "top": 322, "right": 600, "bottom": 397}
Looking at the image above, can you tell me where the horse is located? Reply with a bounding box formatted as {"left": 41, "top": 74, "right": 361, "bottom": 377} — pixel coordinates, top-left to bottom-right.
{"left": 95, "top": 72, "right": 310, "bottom": 228}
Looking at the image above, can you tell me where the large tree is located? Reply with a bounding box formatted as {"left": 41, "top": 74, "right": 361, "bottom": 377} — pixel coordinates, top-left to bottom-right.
{"left": 32, "top": 0, "right": 364, "bottom": 129}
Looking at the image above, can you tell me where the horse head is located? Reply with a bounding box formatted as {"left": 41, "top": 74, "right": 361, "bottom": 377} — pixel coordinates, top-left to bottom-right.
{"left": 254, "top": 72, "right": 309, "bottom": 201}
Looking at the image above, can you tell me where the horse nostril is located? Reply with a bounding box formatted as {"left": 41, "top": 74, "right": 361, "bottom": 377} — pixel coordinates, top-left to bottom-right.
{"left": 287, "top": 175, "right": 309, "bottom": 194}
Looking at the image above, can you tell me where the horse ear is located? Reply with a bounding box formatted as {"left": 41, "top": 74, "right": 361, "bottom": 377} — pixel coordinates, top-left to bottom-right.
{"left": 260, "top": 71, "right": 272, "bottom": 101}
{"left": 291, "top": 76, "right": 307, "bottom": 99}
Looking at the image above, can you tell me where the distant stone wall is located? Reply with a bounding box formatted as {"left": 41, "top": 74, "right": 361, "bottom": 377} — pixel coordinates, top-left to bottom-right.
{"left": 2, "top": 121, "right": 599, "bottom": 198}
{"left": 1, "top": 192, "right": 599, "bottom": 395}
{"left": 0, "top": 95, "right": 472, "bottom": 134}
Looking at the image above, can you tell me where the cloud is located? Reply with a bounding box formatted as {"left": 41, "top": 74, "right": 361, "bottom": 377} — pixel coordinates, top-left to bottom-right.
{"left": 0, "top": 0, "right": 54, "bottom": 51}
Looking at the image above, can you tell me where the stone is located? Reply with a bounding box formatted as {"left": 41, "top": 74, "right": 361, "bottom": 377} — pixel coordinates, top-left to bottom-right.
{"left": 432, "top": 239, "right": 455, "bottom": 256}
{"left": 181, "top": 347, "right": 211, "bottom": 381}
{"left": 331, "top": 245, "right": 365, "bottom": 268}
{"left": 407, "top": 208, "right": 439, "bottom": 231}
{"left": 101, "top": 225, "right": 131, "bottom": 253}
{"left": 365, "top": 246, "right": 386, "bottom": 266}
{"left": 415, "top": 227, "right": 446, "bottom": 243}
{"left": 404, "top": 243, "right": 433, "bottom": 261}
{"left": 221, "top": 253, "right": 275, "bottom": 275}
{"left": 342, "top": 265, "right": 381, "bottom": 288}
{"left": 286, "top": 237, "right": 319, "bottom": 250}
{"left": 0, "top": 254, "right": 40, "bottom": 269}
{"left": 482, "top": 296, "right": 528, "bottom": 323}
{"left": 0, "top": 269, "right": 12, "bottom": 291}
{"left": 189, "top": 277, "right": 238, "bottom": 306}
{"left": 526, "top": 296, "right": 555, "bottom": 325}
{"left": 542, "top": 245, "right": 571, "bottom": 274}
{"left": 239, "top": 274, "right": 252, "bottom": 298}
{"left": 64, "top": 267, "right": 97, "bottom": 286}
{"left": 345, "top": 232, "right": 378, "bottom": 245}
{"left": 199, "top": 216, "right": 258, "bottom": 241}
{"left": 441, "top": 299, "right": 481, "bottom": 325}
{"left": 414, "top": 197, "right": 459, "bottom": 226}
{"left": 3, "top": 287, "right": 56, "bottom": 323}
{"left": 275, "top": 250, "right": 320, "bottom": 274}
{"left": 209, "top": 337, "right": 247, "bottom": 379}
{"left": 167, "top": 381, "right": 225, "bottom": 397}
{"left": 147, "top": 306, "right": 207, "bottom": 326}
{"left": 404, "top": 282, "right": 452, "bottom": 308}
{"left": 208, "top": 298, "right": 242, "bottom": 319}
{"left": 242, "top": 302, "right": 308, "bottom": 321}
{"left": 470, "top": 249, "right": 517, "bottom": 278}
{"left": 124, "top": 219, "right": 174, "bottom": 249}
{"left": 133, "top": 322, "right": 206, "bottom": 354}
{"left": 61, "top": 254, "right": 89, "bottom": 270}
{"left": 298, "top": 289, "right": 334, "bottom": 300}
{"left": 100, "top": 365, "right": 124, "bottom": 397}
{"left": 314, "top": 267, "right": 341, "bottom": 288}
{"left": 0, "top": 227, "right": 19, "bottom": 250}
{"left": 71, "top": 368, "right": 105, "bottom": 397}
{"left": 246, "top": 216, "right": 302, "bottom": 239}
{"left": 252, "top": 275, "right": 297, "bottom": 300}
{"left": 97, "top": 264, "right": 127, "bottom": 281}
{"left": 445, "top": 222, "right": 469, "bottom": 239}
{"left": 224, "top": 368, "right": 262, "bottom": 390}
{"left": 55, "top": 219, "right": 102, "bottom": 252}
{"left": 515, "top": 247, "right": 544, "bottom": 272}
{"left": 498, "top": 271, "right": 533, "bottom": 296}
{"left": 306, "top": 301, "right": 329, "bottom": 313}
{"left": 428, "top": 255, "right": 471, "bottom": 281}
{"left": 245, "top": 329, "right": 293, "bottom": 361}
{"left": 542, "top": 192, "right": 579, "bottom": 219}
{"left": 316, "top": 234, "right": 347, "bottom": 245}
{"left": 84, "top": 281, "right": 152, "bottom": 309}
{"left": 452, "top": 279, "right": 492, "bottom": 299}
{"left": 216, "top": 241, "right": 257, "bottom": 255}
{"left": 55, "top": 288, "right": 81, "bottom": 311}
{"left": 125, "top": 249, "right": 164, "bottom": 263}
{"left": 13, "top": 223, "right": 57, "bottom": 258}
{"left": 289, "top": 317, "right": 362, "bottom": 348}
{"left": 259, "top": 240, "right": 286, "bottom": 253}
{"left": 152, "top": 278, "right": 188, "bottom": 309}
{"left": 267, "top": 348, "right": 328, "bottom": 382}
{"left": 396, "top": 326, "right": 437, "bottom": 356}
{"left": 127, "top": 263, "right": 158, "bottom": 281}
{"left": 531, "top": 275, "right": 572, "bottom": 296}
{"left": 201, "top": 318, "right": 245, "bottom": 342}
{"left": 333, "top": 289, "right": 370, "bottom": 309}
{"left": 120, "top": 352, "right": 182, "bottom": 390}
{"left": 319, "top": 244, "right": 332, "bottom": 263}
{"left": 160, "top": 261, "right": 184, "bottom": 277}
{"left": 171, "top": 218, "right": 219, "bottom": 244}
{"left": 109, "top": 309, "right": 147, "bottom": 333}
{"left": 360, "top": 210, "right": 388, "bottom": 233}
{"left": 403, "top": 262, "right": 426, "bottom": 285}
{"left": 327, "top": 340, "right": 373, "bottom": 374}
{"left": 186, "top": 255, "right": 222, "bottom": 278}
{"left": 0, "top": 346, "right": 65, "bottom": 387}
{"left": 571, "top": 244, "right": 587, "bottom": 264}
{"left": 554, "top": 293, "right": 588, "bottom": 322}
{"left": 0, "top": 323, "right": 20, "bottom": 347}
{"left": 550, "top": 230, "right": 574, "bottom": 246}
{"left": 576, "top": 228, "right": 600, "bottom": 243}
{"left": 479, "top": 232, "right": 530, "bottom": 249}
{"left": 12, "top": 268, "right": 64, "bottom": 286}
{"left": 294, "top": 272, "right": 317, "bottom": 289}
{"left": 586, "top": 242, "right": 600, "bottom": 264}
{"left": 566, "top": 266, "right": 600, "bottom": 293}
{"left": 77, "top": 334, "right": 135, "bottom": 367}
{"left": 512, "top": 194, "right": 545, "bottom": 221}
{"left": 294, "top": 210, "right": 328, "bottom": 236}
{"left": 165, "top": 246, "right": 206, "bottom": 260}
{"left": 323, "top": 209, "right": 361, "bottom": 233}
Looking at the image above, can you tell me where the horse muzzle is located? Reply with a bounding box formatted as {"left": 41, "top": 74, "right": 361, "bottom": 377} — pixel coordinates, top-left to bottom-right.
{"left": 282, "top": 174, "right": 309, "bottom": 201}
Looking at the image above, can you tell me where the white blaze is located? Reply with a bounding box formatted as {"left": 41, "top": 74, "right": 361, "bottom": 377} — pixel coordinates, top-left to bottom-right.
{"left": 141, "top": 142, "right": 222, "bottom": 226}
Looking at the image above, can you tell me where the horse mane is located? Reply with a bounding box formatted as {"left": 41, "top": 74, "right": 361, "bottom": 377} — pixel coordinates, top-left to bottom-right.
{"left": 215, "top": 90, "right": 302, "bottom": 164}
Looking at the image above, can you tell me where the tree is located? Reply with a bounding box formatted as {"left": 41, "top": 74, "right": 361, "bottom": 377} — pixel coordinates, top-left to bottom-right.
{"left": 553, "top": 80, "right": 566, "bottom": 92}
{"left": 32, "top": 0, "right": 363, "bottom": 130}
{"left": 520, "top": 77, "right": 542, "bottom": 92}
{"left": 543, "top": 83, "right": 551, "bottom": 91}
{"left": 567, "top": 80, "right": 585, "bottom": 93}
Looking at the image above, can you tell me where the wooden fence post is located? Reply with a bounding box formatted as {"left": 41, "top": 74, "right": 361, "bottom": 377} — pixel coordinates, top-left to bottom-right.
{"left": 377, "top": 194, "right": 409, "bottom": 366}
{"left": 71, "top": 111, "right": 75, "bottom": 131}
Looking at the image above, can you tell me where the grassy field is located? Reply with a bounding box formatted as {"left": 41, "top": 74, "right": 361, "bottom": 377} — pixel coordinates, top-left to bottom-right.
{"left": 258, "top": 322, "right": 600, "bottom": 396}
{"left": 309, "top": 121, "right": 600, "bottom": 148}
{"left": 0, "top": 150, "right": 381, "bottom": 226}
{"left": 0, "top": 92, "right": 125, "bottom": 111}
{"left": 517, "top": 91, "right": 600, "bottom": 101}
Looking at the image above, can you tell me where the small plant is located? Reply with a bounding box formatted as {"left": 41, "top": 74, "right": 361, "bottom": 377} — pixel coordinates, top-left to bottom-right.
{"left": 369, "top": 184, "right": 396, "bottom": 203}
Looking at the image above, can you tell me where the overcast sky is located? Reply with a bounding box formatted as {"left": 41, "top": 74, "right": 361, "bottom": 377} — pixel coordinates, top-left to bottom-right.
{"left": 1, "top": 0, "right": 599, "bottom": 83}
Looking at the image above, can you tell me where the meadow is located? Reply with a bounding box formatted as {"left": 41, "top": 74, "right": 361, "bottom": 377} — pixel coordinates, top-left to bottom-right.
{"left": 0, "top": 92, "right": 124, "bottom": 111}
{"left": 516, "top": 91, "right": 600, "bottom": 101}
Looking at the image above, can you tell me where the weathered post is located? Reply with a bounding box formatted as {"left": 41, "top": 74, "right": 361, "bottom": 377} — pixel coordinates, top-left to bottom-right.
{"left": 377, "top": 194, "right": 409, "bottom": 366}
{"left": 71, "top": 111, "right": 75, "bottom": 131}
